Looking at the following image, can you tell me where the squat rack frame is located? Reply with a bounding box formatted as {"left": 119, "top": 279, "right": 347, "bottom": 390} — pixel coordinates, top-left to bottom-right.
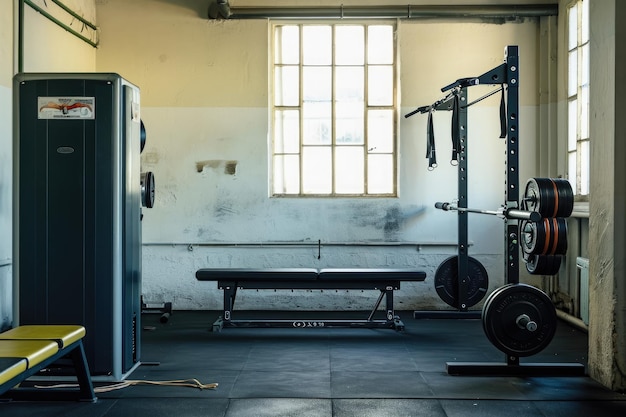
{"left": 438, "top": 45, "right": 583, "bottom": 376}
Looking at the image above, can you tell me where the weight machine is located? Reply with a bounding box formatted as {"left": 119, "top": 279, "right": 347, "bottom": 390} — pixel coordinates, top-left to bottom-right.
{"left": 406, "top": 46, "right": 585, "bottom": 376}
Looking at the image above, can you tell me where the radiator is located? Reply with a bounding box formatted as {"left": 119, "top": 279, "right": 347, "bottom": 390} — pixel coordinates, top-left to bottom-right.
{"left": 576, "top": 257, "right": 590, "bottom": 325}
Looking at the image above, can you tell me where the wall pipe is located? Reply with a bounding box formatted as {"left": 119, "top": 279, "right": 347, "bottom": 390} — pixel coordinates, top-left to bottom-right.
{"left": 23, "top": 0, "right": 98, "bottom": 47}
{"left": 209, "top": 2, "right": 558, "bottom": 20}
{"left": 18, "top": 0, "right": 24, "bottom": 73}
{"left": 49, "top": 0, "right": 97, "bottom": 30}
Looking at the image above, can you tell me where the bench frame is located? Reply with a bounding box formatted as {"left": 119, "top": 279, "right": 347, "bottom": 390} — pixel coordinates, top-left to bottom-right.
{"left": 0, "top": 334, "right": 96, "bottom": 402}
{"left": 196, "top": 268, "right": 426, "bottom": 332}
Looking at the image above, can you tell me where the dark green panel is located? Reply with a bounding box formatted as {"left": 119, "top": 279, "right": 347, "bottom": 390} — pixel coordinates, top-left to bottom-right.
{"left": 16, "top": 74, "right": 141, "bottom": 377}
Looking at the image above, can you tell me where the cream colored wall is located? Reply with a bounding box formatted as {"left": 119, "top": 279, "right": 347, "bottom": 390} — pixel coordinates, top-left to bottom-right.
{"left": 22, "top": 0, "right": 96, "bottom": 72}
{"left": 96, "top": 0, "right": 544, "bottom": 310}
{"left": 0, "top": 0, "right": 14, "bottom": 330}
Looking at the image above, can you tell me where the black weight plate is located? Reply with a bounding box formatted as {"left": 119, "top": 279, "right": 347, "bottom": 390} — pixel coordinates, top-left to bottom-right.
{"left": 434, "top": 256, "right": 489, "bottom": 308}
{"left": 524, "top": 178, "right": 555, "bottom": 218}
{"left": 520, "top": 220, "right": 545, "bottom": 255}
{"left": 526, "top": 254, "right": 562, "bottom": 275}
{"left": 554, "top": 179, "right": 574, "bottom": 218}
{"left": 140, "top": 119, "right": 147, "bottom": 153}
{"left": 482, "top": 283, "right": 557, "bottom": 357}
{"left": 141, "top": 171, "right": 156, "bottom": 208}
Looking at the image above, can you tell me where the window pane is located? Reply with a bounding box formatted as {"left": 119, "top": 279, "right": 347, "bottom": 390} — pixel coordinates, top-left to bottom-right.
{"left": 275, "top": 66, "right": 299, "bottom": 106}
{"left": 568, "top": 50, "right": 578, "bottom": 97}
{"left": 335, "top": 146, "right": 364, "bottom": 194}
{"left": 368, "top": 154, "right": 393, "bottom": 194}
{"left": 303, "top": 102, "right": 331, "bottom": 144}
{"left": 303, "top": 26, "right": 331, "bottom": 65}
{"left": 580, "top": 85, "right": 589, "bottom": 139}
{"left": 367, "top": 109, "right": 393, "bottom": 153}
{"left": 368, "top": 25, "right": 393, "bottom": 64}
{"left": 568, "top": 4, "right": 578, "bottom": 50}
{"left": 581, "top": 43, "right": 589, "bottom": 86}
{"left": 335, "top": 26, "right": 364, "bottom": 65}
{"left": 568, "top": 152, "right": 577, "bottom": 195}
{"left": 303, "top": 67, "right": 331, "bottom": 101}
{"left": 336, "top": 67, "right": 364, "bottom": 102}
{"left": 580, "top": 140, "right": 590, "bottom": 195}
{"left": 368, "top": 65, "right": 393, "bottom": 106}
{"left": 581, "top": 0, "right": 589, "bottom": 43}
{"left": 302, "top": 147, "right": 331, "bottom": 193}
{"left": 275, "top": 25, "right": 299, "bottom": 65}
{"left": 568, "top": 99, "right": 577, "bottom": 151}
{"left": 336, "top": 102, "right": 364, "bottom": 144}
{"left": 274, "top": 110, "right": 300, "bottom": 153}
{"left": 274, "top": 154, "right": 300, "bottom": 194}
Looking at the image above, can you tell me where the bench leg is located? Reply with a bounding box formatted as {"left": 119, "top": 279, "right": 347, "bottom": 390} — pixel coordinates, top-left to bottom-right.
{"left": 69, "top": 341, "right": 97, "bottom": 402}
{"left": 223, "top": 287, "right": 237, "bottom": 322}
{"left": 385, "top": 287, "right": 395, "bottom": 322}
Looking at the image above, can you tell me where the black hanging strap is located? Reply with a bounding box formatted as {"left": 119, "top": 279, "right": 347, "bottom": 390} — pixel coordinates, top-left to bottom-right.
{"left": 450, "top": 93, "right": 460, "bottom": 165}
{"left": 426, "top": 109, "right": 437, "bottom": 170}
{"left": 499, "top": 86, "right": 507, "bottom": 138}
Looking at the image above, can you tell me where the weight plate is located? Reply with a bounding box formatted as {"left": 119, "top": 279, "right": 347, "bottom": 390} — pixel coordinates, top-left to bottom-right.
{"left": 141, "top": 171, "right": 156, "bottom": 208}
{"left": 140, "top": 119, "right": 147, "bottom": 153}
{"left": 526, "top": 254, "right": 562, "bottom": 276}
{"left": 520, "top": 218, "right": 568, "bottom": 256}
{"left": 482, "top": 283, "right": 557, "bottom": 357}
{"left": 554, "top": 178, "right": 574, "bottom": 218}
{"left": 434, "top": 256, "right": 489, "bottom": 308}
{"left": 523, "top": 178, "right": 574, "bottom": 218}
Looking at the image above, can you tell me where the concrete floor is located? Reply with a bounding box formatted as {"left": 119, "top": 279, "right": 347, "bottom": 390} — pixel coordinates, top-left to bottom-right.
{"left": 1, "top": 310, "right": 626, "bottom": 416}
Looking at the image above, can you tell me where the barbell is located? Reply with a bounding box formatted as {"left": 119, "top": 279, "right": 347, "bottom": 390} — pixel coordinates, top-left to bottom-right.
{"left": 435, "top": 202, "right": 542, "bottom": 221}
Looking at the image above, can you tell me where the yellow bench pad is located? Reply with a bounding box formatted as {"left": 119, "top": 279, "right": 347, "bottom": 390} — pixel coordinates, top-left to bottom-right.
{"left": 0, "top": 340, "right": 59, "bottom": 369}
{"left": 0, "top": 325, "right": 86, "bottom": 348}
{"left": 0, "top": 358, "right": 28, "bottom": 385}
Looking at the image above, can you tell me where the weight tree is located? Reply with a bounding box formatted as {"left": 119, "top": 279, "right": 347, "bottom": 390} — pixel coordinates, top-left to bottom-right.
{"left": 407, "top": 46, "right": 585, "bottom": 376}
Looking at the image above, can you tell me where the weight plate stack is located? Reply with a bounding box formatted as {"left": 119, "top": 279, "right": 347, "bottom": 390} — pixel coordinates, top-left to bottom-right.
{"left": 520, "top": 218, "right": 568, "bottom": 256}
{"left": 434, "top": 256, "right": 489, "bottom": 308}
{"left": 525, "top": 254, "right": 562, "bottom": 276}
{"left": 523, "top": 178, "right": 574, "bottom": 218}
{"left": 482, "top": 283, "right": 557, "bottom": 357}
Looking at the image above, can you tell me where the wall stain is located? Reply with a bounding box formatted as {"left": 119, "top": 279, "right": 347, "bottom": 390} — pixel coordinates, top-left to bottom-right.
{"left": 196, "top": 160, "right": 238, "bottom": 175}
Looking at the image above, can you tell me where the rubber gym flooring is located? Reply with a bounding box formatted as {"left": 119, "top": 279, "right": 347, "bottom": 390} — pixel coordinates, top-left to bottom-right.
{"left": 2, "top": 310, "right": 626, "bottom": 416}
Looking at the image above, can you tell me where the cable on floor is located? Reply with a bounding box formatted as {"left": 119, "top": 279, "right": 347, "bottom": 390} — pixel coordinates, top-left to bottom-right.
{"left": 34, "top": 378, "right": 218, "bottom": 393}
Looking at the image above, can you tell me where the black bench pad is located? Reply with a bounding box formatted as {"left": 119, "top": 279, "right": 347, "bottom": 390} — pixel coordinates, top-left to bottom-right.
{"left": 196, "top": 268, "right": 319, "bottom": 281}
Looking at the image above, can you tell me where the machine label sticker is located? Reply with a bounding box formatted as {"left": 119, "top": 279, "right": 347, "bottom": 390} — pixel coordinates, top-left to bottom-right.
{"left": 38, "top": 97, "right": 95, "bottom": 119}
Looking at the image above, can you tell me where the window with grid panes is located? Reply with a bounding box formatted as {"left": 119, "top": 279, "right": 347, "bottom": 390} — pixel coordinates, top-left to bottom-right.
{"left": 567, "top": 0, "right": 589, "bottom": 198}
{"left": 272, "top": 23, "right": 397, "bottom": 196}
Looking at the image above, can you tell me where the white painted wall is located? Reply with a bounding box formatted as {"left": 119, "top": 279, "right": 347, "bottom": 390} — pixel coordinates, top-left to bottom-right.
{"left": 0, "top": 1, "right": 13, "bottom": 331}
{"left": 95, "top": 0, "right": 544, "bottom": 311}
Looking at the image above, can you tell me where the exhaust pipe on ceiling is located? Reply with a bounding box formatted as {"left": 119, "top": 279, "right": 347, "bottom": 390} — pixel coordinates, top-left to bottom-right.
{"left": 207, "top": 1, "right": 558, "bottom": 20}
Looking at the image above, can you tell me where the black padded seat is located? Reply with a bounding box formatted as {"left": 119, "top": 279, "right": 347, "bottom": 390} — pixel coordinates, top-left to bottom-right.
{"left": 318, "top": 268, "right": 426, "bottom": 281}
{"left": 196, "top": 268, "right": 319, "bottom": 281}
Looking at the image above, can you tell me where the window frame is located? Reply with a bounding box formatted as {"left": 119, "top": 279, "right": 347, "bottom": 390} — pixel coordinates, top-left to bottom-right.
{"left": 270, "top": 21, "right": 398, "bottom": 198}
{"left": 567, "top": 0, "right": 590, "bottom": 200}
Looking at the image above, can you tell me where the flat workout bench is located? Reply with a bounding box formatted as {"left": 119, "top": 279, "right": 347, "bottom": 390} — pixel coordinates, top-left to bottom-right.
{"left": 0, "top": 325, "right": 96, "bottom": 402}
{"left": 195, "top": 268, "right": 426, "bottom": 331}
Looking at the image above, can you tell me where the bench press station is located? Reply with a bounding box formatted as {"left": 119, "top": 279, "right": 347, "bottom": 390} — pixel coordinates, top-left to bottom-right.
{"left": 195, "top": 268, "right": 426, "bottom": 331}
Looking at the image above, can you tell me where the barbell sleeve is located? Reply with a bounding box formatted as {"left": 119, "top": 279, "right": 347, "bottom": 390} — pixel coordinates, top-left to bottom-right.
{"left": 505, "top": 209, "right": 542, "bottom": 222}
